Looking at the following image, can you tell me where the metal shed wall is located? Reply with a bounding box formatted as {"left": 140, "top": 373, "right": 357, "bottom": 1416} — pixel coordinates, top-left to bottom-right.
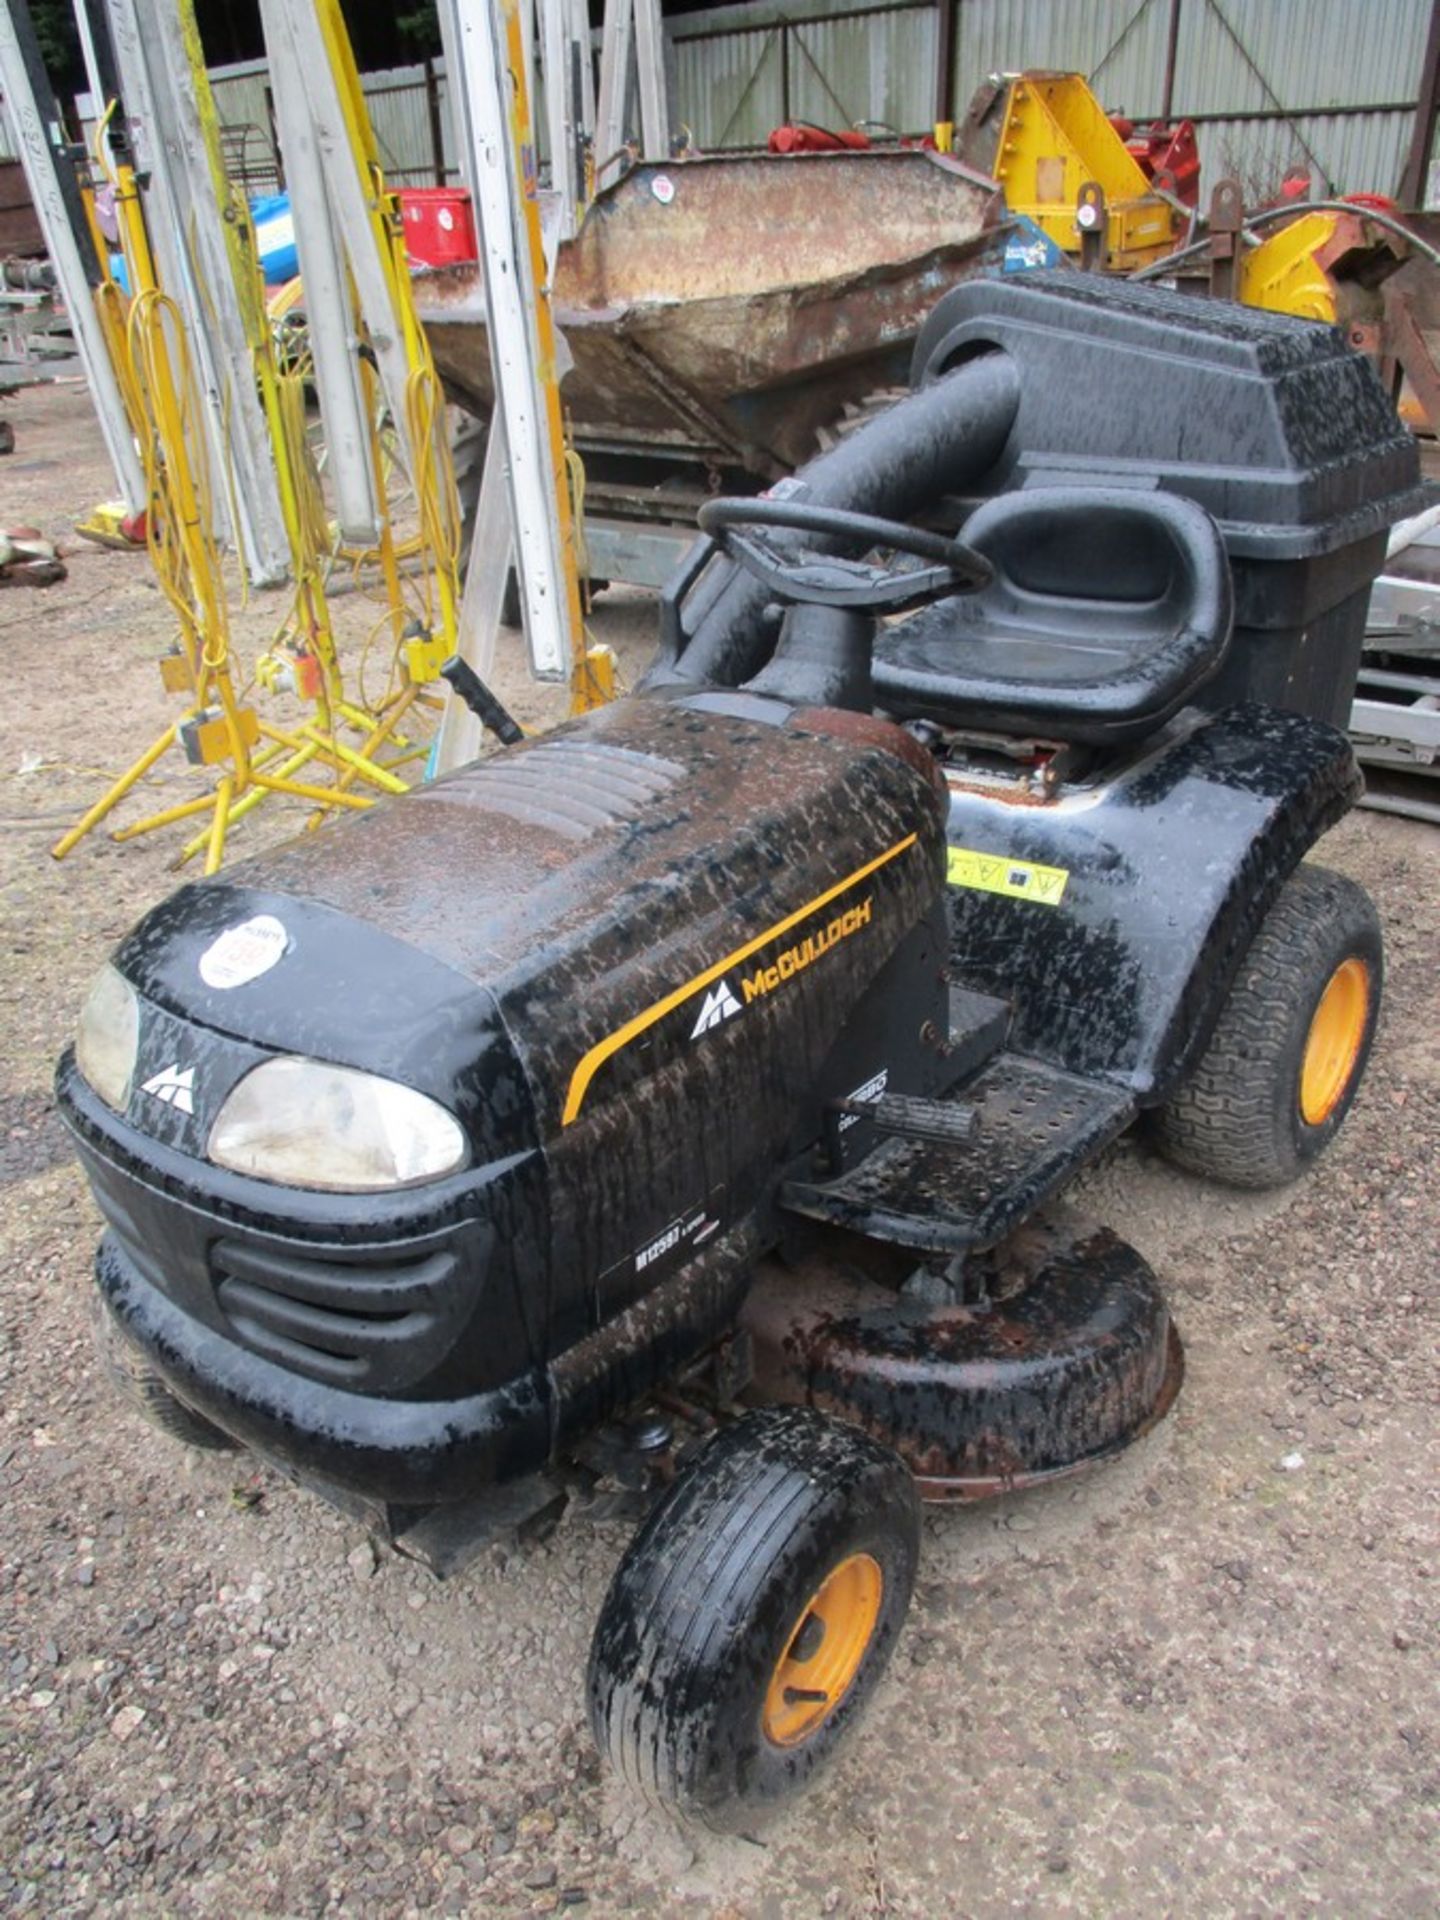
{"left": 69, "top": 1, "right": 1435, "bottom": 207}
{"left": 667, "top": 0, "right": 1437, "bottom": 200}
{"left": 204, "top": 54, "right": 453, "bottom": 190}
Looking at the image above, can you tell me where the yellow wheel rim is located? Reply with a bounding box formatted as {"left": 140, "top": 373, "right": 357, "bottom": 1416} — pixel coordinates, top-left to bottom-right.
{"left": 1300, "top": 956, "right": 1370, "bottom": 1127}
{"left": 762, "top": 1552, "right": 883, "bottom": 1749}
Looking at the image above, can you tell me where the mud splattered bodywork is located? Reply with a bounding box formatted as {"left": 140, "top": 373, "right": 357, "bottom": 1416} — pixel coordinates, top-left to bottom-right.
{"left": 58, "top": 694, "right": 957, "bottom": 1502}
{"left": 56, "top": 271, "right": 1415, "bottom": 1537}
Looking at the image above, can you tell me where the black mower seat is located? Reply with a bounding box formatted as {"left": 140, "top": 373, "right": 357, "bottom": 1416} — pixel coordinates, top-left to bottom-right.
{"left": 873, "top": 486, "right": 1233, "bottom": 746}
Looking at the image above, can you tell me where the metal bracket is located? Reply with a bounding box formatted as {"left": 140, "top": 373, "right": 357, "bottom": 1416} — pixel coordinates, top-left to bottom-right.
{"left": 1076, "top": 179, "right": 1108, "bottom": 272}
{"left": 1207, "top": 177, "right": 1244, "bottom": 301}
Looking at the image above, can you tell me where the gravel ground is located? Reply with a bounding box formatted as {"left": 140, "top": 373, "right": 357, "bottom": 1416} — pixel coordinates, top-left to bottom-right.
{"left": 1, "top": 381, "right": 1437, "bottom": 1918}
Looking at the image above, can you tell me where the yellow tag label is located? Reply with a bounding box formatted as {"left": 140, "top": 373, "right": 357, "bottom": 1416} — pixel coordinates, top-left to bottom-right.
{"left": 405, "top": 632, "right": 451, "bottom": 686}
{"left": 947, "top": 845, "right": 1069, "bottom": 906}
{"left": 158, "top": 653, "right": 192, "bottom": 695}
{"left": 184, "top": 709, "right": 260, "bottom": 767}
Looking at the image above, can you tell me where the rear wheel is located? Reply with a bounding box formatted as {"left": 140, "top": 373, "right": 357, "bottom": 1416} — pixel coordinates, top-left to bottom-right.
{"left": 92, "top": 1295, "right": 240, "bottom": 1452}
{"left": 1154, "top": 863, "right": 1382, "bottom": 1189}
{"left": 587, "top": 1405, "right": 919, "bottom": 1832}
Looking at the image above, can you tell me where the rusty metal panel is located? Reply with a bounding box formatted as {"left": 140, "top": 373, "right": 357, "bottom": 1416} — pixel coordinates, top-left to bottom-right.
{"left": 0, "top": 159, "right": 43, "bottom": 253}
{"left": 415, "top": 149, "right": 997, "bottom": 472}
{"left": 789, "top": 6, "right": 938, "bottom": 136}
{"left": 674, "top": 28, "right": 783, "bottom": 149}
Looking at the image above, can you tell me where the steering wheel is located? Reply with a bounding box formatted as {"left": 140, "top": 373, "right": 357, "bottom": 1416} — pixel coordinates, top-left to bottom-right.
{"left": 696, "top": 496, "right": 993, "bottom": 615}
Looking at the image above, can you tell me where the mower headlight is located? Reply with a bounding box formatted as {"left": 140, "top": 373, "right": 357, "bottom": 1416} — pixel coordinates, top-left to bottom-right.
{"left": 75, "top": 964, "right": 140, "bottom": 1112}
{"left": 207, "top": 1057, "right": 468, "bottom": 1192}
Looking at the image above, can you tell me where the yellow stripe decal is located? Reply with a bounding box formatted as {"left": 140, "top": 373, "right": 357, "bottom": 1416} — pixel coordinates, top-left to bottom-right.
{"left": 947, "top": 845, "right": 1069, "bottom": 905}
{"left": 562, "top": 833, "right": 919, "bottom": 1126}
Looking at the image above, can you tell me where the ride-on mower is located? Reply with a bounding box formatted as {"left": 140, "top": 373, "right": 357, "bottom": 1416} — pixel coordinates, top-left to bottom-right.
{"left": 58, "top": 275, "right": 1423, "bottom": 1829}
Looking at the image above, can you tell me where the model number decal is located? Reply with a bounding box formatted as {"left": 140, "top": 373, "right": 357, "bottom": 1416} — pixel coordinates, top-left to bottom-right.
{"left": 636, "top": 1206, "right": 718, "bottom": 1273}
{"left": 947, "top": 846, "right": 1069, "bottom": 906}
{"left": 840, "top": 1067, "right": 888, "bottom": 1132}
{"left": 600, "top": 1190, "right": 727, "bottom": 1294}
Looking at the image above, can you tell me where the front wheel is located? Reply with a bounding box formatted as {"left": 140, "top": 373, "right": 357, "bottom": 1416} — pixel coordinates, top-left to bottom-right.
{"left": 1153, "top": 863, "right": 1382, "bottom": 1189}
{"left": 92, "top": 1294, "right": 241, "bottom": 1452}
{"left": 587, "top": 1405, "right": 919, "bottom": 1832}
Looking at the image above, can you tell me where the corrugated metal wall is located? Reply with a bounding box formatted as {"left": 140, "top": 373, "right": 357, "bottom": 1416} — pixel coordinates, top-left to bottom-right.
{"left": 668, "top": 0, "right": 1434, "bottom": 200}
{"left": 673, "top": 28, "right": 785, "bottom": 147}
{"left": 205, "top": 54, "right": 450, "bottom": 190}
{"left": 789, "top": 8, "right": 938, "bottom": 134}
{"left": 107, "top": 0, "right": 1431, "bottom": 205}
{"left": 1160, "top": 0, "right": 1428, "bottom": 196}
{"left": 954, "top": 0, "right": 1175, "bottom": 116}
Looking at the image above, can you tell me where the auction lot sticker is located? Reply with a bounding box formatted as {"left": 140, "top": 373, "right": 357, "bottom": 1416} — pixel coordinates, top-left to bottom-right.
{"left": 199, "top": 914, "right": 290, "bottom": 989}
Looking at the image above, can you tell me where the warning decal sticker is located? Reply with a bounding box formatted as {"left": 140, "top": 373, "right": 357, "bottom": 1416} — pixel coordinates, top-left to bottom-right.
{"left": 947, "top": 845, "right": 1070, "bottom": 906}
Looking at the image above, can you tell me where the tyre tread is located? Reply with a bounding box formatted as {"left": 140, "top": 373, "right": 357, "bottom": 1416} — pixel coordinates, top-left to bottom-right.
{"left": 1154, "top": 864, "right": 1382, "bottom": 1189}
{"left": 589, "top": 1406, "right": 918, "bottom": 1828}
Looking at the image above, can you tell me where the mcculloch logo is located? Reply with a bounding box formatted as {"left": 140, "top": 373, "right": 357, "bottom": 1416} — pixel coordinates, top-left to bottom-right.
{"left": 689, "top": 980, "right": 742, "bottom": 1037}
{"left": 141, "top": 1063, "right": 195, "bottom": 1116}
{"left": 741, "top": 897, "right": 872, "bottom": 1004}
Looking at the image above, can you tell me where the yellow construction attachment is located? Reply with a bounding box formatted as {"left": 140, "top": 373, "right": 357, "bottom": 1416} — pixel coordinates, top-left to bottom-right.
{"left": 1237, "top": 211, "right": 1342, "bottom": 323}
{"left": 992, "top": 73, "right": 1180, "bottom": 270}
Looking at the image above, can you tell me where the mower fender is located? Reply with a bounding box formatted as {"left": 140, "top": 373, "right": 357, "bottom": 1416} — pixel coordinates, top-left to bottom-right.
{"left": 943, "top": 703, "right": 1361, "bottom": 1102}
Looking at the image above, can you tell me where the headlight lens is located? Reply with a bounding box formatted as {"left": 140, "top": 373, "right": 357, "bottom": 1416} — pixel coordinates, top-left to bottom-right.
{"left": 75, "top": 965, "right": 140, "bottom": 1112}
{"left": 207, "top": 1057, "right": 468, "bottom": 1192}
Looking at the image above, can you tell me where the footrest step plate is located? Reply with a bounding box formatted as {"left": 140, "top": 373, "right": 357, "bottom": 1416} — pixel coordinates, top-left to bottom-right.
{"left": 785, "top": 1054, "right": 1134, "bottom": 1254}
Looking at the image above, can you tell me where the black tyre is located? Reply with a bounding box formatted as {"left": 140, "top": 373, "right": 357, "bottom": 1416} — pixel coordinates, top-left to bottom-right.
{"left": 1154, "top": 863, "right": 1382, "bottom": 1190}
{"left": 587, "top": 1405, "right": 919, "bottom": 1832}
{"left": 92, "top": 1295, "right": 240, "bottom": 1452}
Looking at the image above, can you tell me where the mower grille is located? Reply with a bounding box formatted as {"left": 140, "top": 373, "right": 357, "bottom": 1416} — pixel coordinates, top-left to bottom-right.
{"left": 210, "top": 1238, "right": 463, "bottom": 1391}
{"left": 460, "top": 741, "right": 684, "bottom": 841}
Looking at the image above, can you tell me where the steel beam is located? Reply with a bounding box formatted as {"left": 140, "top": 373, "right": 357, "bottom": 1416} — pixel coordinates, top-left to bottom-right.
{"left": 633, "top": 0, "right": 669, "bottom": 160}
{"left": 256, "top": 0, "right": 381, "bottom": 548}
{"left": 1398, "top": 0, "right": 1440, "bottom": 207}
{"left": 106, "top": 0, "right": 291, "bottom": 583}
{"left": 437, "top": 0, "right": 581, "bottom": 685}
{"left": 432, "top": 418, "right": 515, "bottom": 774}
{"left": 0, "top": 1, "right": 143, "bottom": 511}
{"left": 595, "top": 0, "right": 635, "bottom": 183}
{"left": 255, "top": 0, "right": 419, "bottom": 486}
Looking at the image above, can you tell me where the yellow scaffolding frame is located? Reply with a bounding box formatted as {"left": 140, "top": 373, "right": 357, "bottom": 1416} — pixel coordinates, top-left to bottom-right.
{"left": 52, "top": 140, "right": 376, "bottom": 872}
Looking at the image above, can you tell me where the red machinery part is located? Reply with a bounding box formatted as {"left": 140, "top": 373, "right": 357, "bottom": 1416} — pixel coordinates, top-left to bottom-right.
{"left": 1110, "top": 116, "right": 1201, "bottom": 207}
{"left": 398, "top": 188, "right": 478, "bottom": 269}
{"left": 768, "top": 124, "right": 872, "bottom": 154}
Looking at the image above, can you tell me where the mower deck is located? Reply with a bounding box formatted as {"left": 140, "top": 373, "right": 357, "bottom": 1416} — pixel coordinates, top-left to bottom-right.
{"left": 745, "top": 1208, "right": 1183, "bottom": 1501}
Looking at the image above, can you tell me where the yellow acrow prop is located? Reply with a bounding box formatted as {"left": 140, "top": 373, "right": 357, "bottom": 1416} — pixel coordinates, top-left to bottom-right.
{"left": 499, "top": 0, "right": 603, "bottom": 715}
{"left": 52, "top": 94, "right": 387, "bottom": 874}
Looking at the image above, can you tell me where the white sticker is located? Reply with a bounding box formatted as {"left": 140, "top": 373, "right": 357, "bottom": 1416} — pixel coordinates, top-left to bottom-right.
{"left": 199, "top": 914, "right": 290, "bottom": 990}
{"left": 651, "top": 174, "right": 675, "bottom": 205}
